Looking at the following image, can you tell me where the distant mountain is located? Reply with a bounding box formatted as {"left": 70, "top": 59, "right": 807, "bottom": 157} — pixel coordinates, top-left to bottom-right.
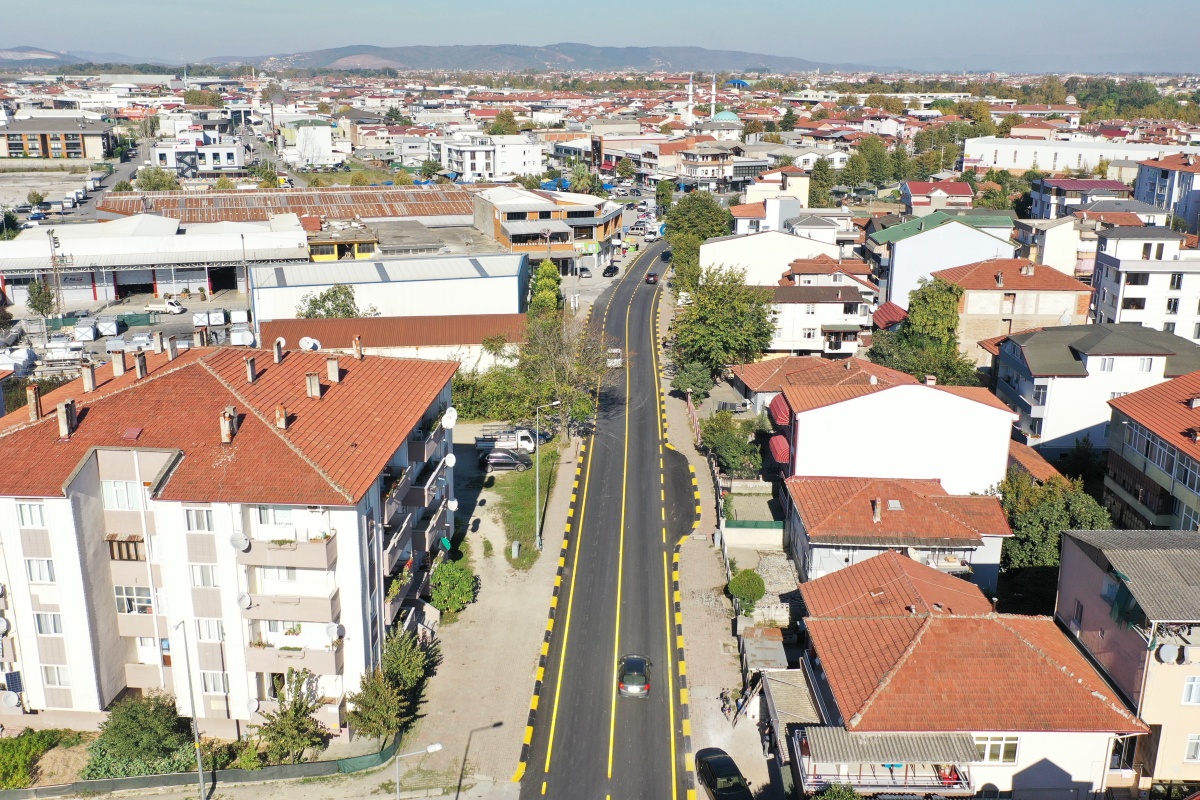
{"left": 0, "top": 46, "right": 83, "bottom": 67}
{"left": 67, "top": 50, "right": 179, "bottom": 65}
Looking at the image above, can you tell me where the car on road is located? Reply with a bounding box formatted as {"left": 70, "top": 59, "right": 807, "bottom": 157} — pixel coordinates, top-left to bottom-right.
{"left": 645, "top": 272, "right": 659, "bottom": 284}
{"left": 617, "top": 654, "right": 651, "bottom": 698}
{"left": 578, "top": 266, "right": 592, "bottom": 278}
{"left": 695, "top": 748, "right": 753, "bottom": 799}
{"left": 602, "top": 265, "right": 619, "bottom": 278}
{"left": 479, "top": 448, "right": 532, "bottom": 473}
{"left": 14, "top": 204, "right": 31, "bottom": 214}
{"left": 28, "top": 213, "right": 47, "bottom": 221}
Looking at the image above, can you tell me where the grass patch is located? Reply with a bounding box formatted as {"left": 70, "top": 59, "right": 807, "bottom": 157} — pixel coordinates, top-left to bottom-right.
{"left": 0, "top": 729, "right": 75, "bottom": 789}
{"left": 482, "top": 539, "right": 494, "bottom": 558}
{"left": 495, "top": 445, "right": 560, "bottom": 570}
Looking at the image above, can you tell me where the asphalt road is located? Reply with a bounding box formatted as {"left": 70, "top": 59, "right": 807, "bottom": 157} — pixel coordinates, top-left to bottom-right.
{"left": 521, "top": 240, "right": 695, "bottom": 799}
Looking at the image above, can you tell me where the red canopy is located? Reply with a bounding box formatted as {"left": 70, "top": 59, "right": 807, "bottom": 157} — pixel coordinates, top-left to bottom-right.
{"left": 768, "top": 434, "right": 791, "bottom": 465}
{"left": 768, "top": 392, "right": 792, "bottom": 428}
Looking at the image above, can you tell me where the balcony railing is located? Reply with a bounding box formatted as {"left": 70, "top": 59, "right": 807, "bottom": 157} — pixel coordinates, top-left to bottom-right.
{"left": 246, "top": 641, "right": 344, "bottom": 675}
{"left": 384, "top": 513, "right": 414, "bottom": 573}
{"left": 414, "top": 500, "right": 448, "bottom": 553}
{"left": 799, "top": 760, "right": 973, "bottom": 796}
{"left": 237, "top": 533, "right": 337, "bottom": 570}
{"left": 408, "top": 421, "right": 444, "bottom": 464}
{"left": 405, "top": 458, "right": 446, "bottom": 509}
{"left": 242, "top": 589, "right": 341, "bottom": 623}
{"left": 382, "top": 465, "right": 414, "bottom": 524}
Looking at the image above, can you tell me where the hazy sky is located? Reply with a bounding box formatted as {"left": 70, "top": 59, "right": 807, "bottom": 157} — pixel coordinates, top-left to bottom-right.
{"left": 7, "top": 0, "right": 1198, "bottom": 72}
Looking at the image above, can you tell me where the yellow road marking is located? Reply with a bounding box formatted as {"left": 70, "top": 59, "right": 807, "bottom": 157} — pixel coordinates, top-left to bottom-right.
{"left": 663, "top": 550, "right": 679, "bottom": 800}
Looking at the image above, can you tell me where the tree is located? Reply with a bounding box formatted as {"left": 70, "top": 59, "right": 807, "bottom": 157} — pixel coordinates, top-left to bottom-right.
{"left": 741, "top": 120, "right": 764, "bottom": 141}
{"left": 487, "top": 109, "right": 520, "bottom": 136}
{"left": 775, "top": 155, "right": 795, "bottom": 167}
{"left": 866, "top": 279, "right": 980, "bottom": 386}
{"left": 816, "top": 786, "right": 863, "bottom": 800}
{"left": 727, "top": 568, "right": 766, "bottom": 613}
{"left": 891, "top": 147, "right": 913, "bottom": 182}
{"left": 381, "top": 629, "right": 437, "bottom": 695}
{"left": 671, "top": 267, "right": 776, "bottom": 375}
{"left": 91, "top": 693, "right": 190, "bottom": 762}
{"left": 976, "top": 187, "right": 1013, "bottom": 210}
{"left": 659, "top": 123, "right": 673, "bottom": 135}
{"left": 841, "top": 152, "right": 869, "bottom": 186}
{"left": 904, "top": 277, "right": 963, "bottom": 348}
{"left": 568, "top": 162, "right": 593, "bottom": 193}
{"left": 809, "top": 157, "right": 834, "bottom": 207}
{"left": 1094, "top": 159, "right": 1111, "bottom": 178}
{"left": 702, "top": 411, "right": 761, "bottom": 478}
{"left": 858, "top": 136, "right": 893, "bottom": 185}
{"left": 26, "top": 279, "right": 56, "bottom": 320}
{"left": 26, "top": 190, "right": 43, "bottom": 207}
{"left": 419, "top": 159, "right": 441, "bottom": 180}
{"left": 997, "top": 113, "right": 1026, "bottom": 136}
{"left": 214, "top": 175, "right": 234, "bottom": 190}
{"left": 345, "top": 669, "right": 404, "bottom": 740}
{"left": 295, "top": 284, "right": 378, "bottom": 318}
{"left": 529, "top": 259, "right": 563, "bottom": 314}
{"left": 670, "top": 360, "right": 715, "bottom": 400}
{"left": 516, "top": 174, "right": 543, "bottom": 192}
{"left": 182, "top": 89, "right": 223, "bottom": 108}
{"left": 668, "top": 232, "right": 704, "bottom": 294}
{"left": 349, "top": 170, "right": 372, "bottom": 186}
{"left": 306, "top": 175, "right": 327, "bottom": 188}
{"left": 385, "top": 108, "right": 413, "bottom": 125}
{"left": 780, "top": 106, "right": 797, "bottom": 132}
{"left": 655, "top": 179, "right": 674, "bottom": 211}
{"left": 135, "top": 167, "right": 180, "bottom": 191}
{"left": 665, "top": 191, "right": 732, "bottom": 253}
{"left": 0, "top": 211, "right": 20, "bottom": 241}
{"left": 761, "top": 132, "right": 784, "bottom": 144}
{"left": 520, "top": 312, "right": 609, "bottom": 432}
{"left": 430, "top": 558, "right": 477, "bottom": 613}
{"left": 316, "top": 101, "right": 332, "bottom": 115}
{"left": 616, "top": 157, "right": 635, "bottom": 179}
{"left": 254, "top": 668, "right": 328, "bottom": 765}
{"left": 998, "top": 471, "right": 1111, "bottom": 569}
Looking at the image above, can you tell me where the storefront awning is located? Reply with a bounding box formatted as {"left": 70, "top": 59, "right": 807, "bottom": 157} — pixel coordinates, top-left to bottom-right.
{"left": 768, "top": 434, "right": 791, "bottom": 465}
{"left": 803, "top": 728, "right": 982, "bottom": 765}
{"left": 821, "top": 324, "right": 862, "bottom": 333}
{"left": 768, "top": 392, "right": 792, "bottom": 428}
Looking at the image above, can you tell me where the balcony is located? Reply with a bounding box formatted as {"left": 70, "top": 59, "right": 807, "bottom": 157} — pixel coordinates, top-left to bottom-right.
{"left": 796, "top": 728, "right": 976, "bottom": 797}
{"left": 408, "top": 421, "right": 444, "bottom": 464}
{"left": 382, "top": 465, "right": 414, "bottom": 524}
{"left": 414, "top": 500, "right": 448, "bottom": 553}
{"left": 384, "top": 513, "right": 414, "bottom": 573}
{"left": 246, "top": 641, "right": 343, "bottom": 675}
{"left": 124, "top": 663, "right": 163, "bottom": 689}
{"left": 405, "top": 458, "right": 446, "bottom": 508}
{"left": 242, "top": 589, "right": 341, "bottom": 623}
{"left": 116, "top": 611, "right": 161, "bottom": 638}
{"left": 237, "top": 533, "right": 337, "bottom": 570}
{"left": 0, "top": 636, "right": 15, "bottom": 661}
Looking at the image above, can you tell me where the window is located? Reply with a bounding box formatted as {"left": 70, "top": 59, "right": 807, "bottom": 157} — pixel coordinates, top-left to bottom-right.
{"left": 1139, "top": 358, "right": 1153, "bottom": 372}
{"left": 1184, "top": 677, "right": 1200, "bottom": 705}
{"left": 1166, "top": 322, "right": 1177, "bottom": 334}
{"left": 1072, "top": 599, "right": 1084, "bottom": 627}
{"left": 1125, "top": 272, "right": 1149, "bottom": 285}
{"left": 1029, "top": 418, "right": 1043, "bottom": 437}
{"left": 185, "top": 508, "right": 213, "bottom": 531}
{"left": 196, "top": 618, "right": 224, "bottom": 642}
{"left": 115, "top": 585, "right": 152, "bottom": 614}
{"left": 1187, "top": 735, "right": 1200, "bottom": 763}
{"left": 1172, "top": 273, "right": 1184, "bottom": 290}
{"left": 267, "top": 566, "right": 297, "bottom": 581}
{"left": 41, "top": 666, "right": 70, "bottom": 688}
{"left": 16, "top": 502, "right": 45, "bottom": 528}
{"left": 1168, "top": 298, "right": 1181, "bottom": 315}
{"left": 1097, "top": 357, "right": 1115, "bottom": 372}
{"left": 976, "top": 735, "right": 1019, "bottom": 763}
{"left": 190, "top": 565, "right": 219, "bottom": 588}
{"left": 831, "top": 273, "right": 843, "bottom": 283}
{"left": 1157, "top": 243, "right": 1165, "bottom": 260}
{"left": 1032, "top": 386, "right": 1047, "bottom": 405}
{"left": 804, "top": 304, "right": 816, "bottom": 315}
{"left": 1143, "top": 243, "right": 1153, "bottom": 259}
{"left": 1195, "top": 322, "right": 1200, "bottom": 340}
{"left": 34, "top": 613, "right": 62, "bottom": 635}
{"left": 108, "top": 540, "right": 143, "bottom": 561}
{"left": 1110, "top": 392, "right": 1128, "bottom": 400}
{"left": 200, "top": 671, "right": 229, "bottom": 694}
{"left": 257, "top": 506, "right": 292, "bottom": 526}
{"left": 102, "top": 480, "right": 141, "bottom": 511}
{"left": 25, "top": 559, "right": 55, "bottom": 583}
{"left": 802, "top": 329, "right": 817, "bottom": 340}
{"left": 1121, "top": 297, "right": 1146, "bottom": 310}
{"left": 136, "top": 637, "right": 156, "bottom": 648}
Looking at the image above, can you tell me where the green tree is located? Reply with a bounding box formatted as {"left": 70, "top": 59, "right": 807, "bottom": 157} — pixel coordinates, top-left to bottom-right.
{"left": 254, "top": 668, "right": 328, "bottom": 765}
{"left": 668, "top": 232, "right": 704, "bottom": 294}
{"left": 183, "top": 89, "right": 223, "bottom": 107}
{"left": 26, "top": 279, "right": 56, "bottom": 320}
{"left": 419, "top": 159, "right": 442, "bottom": 180}
{"left": 529, "top": 258, "right": 563, "bottom": 313}
{"left": 659, "top": 123, "right": 673, "bottom": 135}
{"left": 487, "top": 109, "right": 520, "bottom": 136}
{"left": 135, "top": 166, "right": 180, "bottom": 191}
{"left": 308, "top": 175, "right": 330, "bottom": 188}
{"left": 780, "top": 106, "right": 797, "bottom": 131}
{"left": 110, "top": 180, "right": 131, "bottom": 193}
{"left": 1094, "top": 159, "right": 1111, "bottom": 178}
{"left": 655, "top": 179, "right": 674, "bottom": 211}
{"left": 615, "top": 157, "right": 635, "bottom": 179}
{"left": 214, "top": 175, "right": 234, "bottom": 190}
{"left": 816, "top": 785, "right": 863, "bottom": 800}
{"left": 905, "top": 277, "right": 963, "bottom": 348}
{"left": 671, "top": 267, "right": 776, "bottom": 376}
{"left": 568, "top": 162, "right": 593, "bottom": 193}
{"left": 808, "top": 157, "right": 834, "bottom": 207}
{"left": 430, "top": 558, "right": 477, "bottom": 613}
{"left": 0, "top": 211, "right": 19, "bottom": 241}
{"left": 891, "top": 148, "right": 913, "bottom": 182}
{"left": 516, "top": 174, "right": 543, "bottom": 192}
{"left": 741, "top": 120, "right": 764, "bottom": 141}
{"left": 385, "top": 108, "right": 413, "bottom": 124}
{"left": 997, "top": 113, "right": 1026, "bottom": 136}
{"left": 858, "top": 136, "right": 893, "bottom": 185}
{"left": 92, "top": 693, "right": 190, "bottom": 761}
{"left": 665, "top": 191, "right": 732, "bottom": 252}
{"left": 728, "top": 568, "right": 766, "bottom": 612}
{"left": 382, "top": 629, "right": 437, "bottom": 694}
{"left": 345, "top": 669, "right": 404, "bottom": 740}
{"left": 998, "top": 471, "right": 1112, "bottom": 569}
{"left": 528, "top": 289, "right": 560, "bottom": 317}
{"left": 775, "top": 155, "right": 795, "bottom": 167}
{"left": 296, "top": 284, "right": 378, "bottom": 318}
{"left": 316, "top": 101, "right": 332, "bottom": 115}
{"left": 26, "top": 190, "right": 43, "bottom": 206}
{"left": 349, "top": 170, "right": 372, "bottom": 186}
{"left": 520, "top": 312, "right": 609, "bottom": 433}
{"left": 841, "top": 152, "right": 869, "bottom": 186}
{"left": 866, "top": 278, "right": 980, "bottom": 386}
{"left": 670, "top": 360, "right": 715, "bottom": 400}
{"left": 701, "top": 411, "right": 761, "bottom": 478}
{"left": 976, "top": 187, "right": 1013, "bottom": 210}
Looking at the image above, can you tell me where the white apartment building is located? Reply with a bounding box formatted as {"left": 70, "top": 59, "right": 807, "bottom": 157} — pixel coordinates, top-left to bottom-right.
{"left": 431, "top": 134, "right": 541, "bottom": 182}
{"left": 152, "top": 133, "right": 246, "bottom": 178}
{"left": 0, "top": 346, "right": 458, "bottom": 736}
{"left": 964, "top": 136, "right": 1191, "bottom": 174}
{"left": 1092, "top": 227, "right": 1200, "bottom": 338}
{"left": 1135, "top": 153, "right": 1200, "bottom": 232}
{"left": 770, "top": 284, "right": 874, "bottom": 356}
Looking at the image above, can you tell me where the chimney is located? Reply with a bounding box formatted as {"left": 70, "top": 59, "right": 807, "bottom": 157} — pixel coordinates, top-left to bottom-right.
{"left": 56, "top": 400, "right": 77, "bottom": 439}
{"left": 351, "top": 335, "right": 364, "bottom": 360}
{"left": 82, "top": 364, "right": 96, "bottom": 393}
{"left": 152, "top": 330, "right": 163, "bottom": 354}
{"left": 134, "top": 351, "right": 148, "bottom": 379}
{"left": 26, "top": 384, "right": 42, "bottom": 422}
{"left": 871, "top": 498, "right": 882, "bottom": 524}
{"left": 326, "top": 355, "right": 340, "bottom": 383}
{"left": 1190, "top": 428, "right": 1200, "bottom": 444}
{"left": 990, "top": 596, "right": 999, "bottom": 613}
{"left": 219, "top": 408, "right": 237, "bottom": 443}
{"left": 112, "top": 350, "right": 126, "bottom": 377}
{"left": 1189, "top": 396, "right": 1200, "bottom": 410}
{"left": 193, "top": 329, "right": 205, "bottom": 348}
{"left": 275, "top": 403, "right": 288, "bottom": 430}
{"left": 166, "top": 335, "right": 178, "bottom": 361}
{"left": 245, "top": 356, "right": 257, "bottom": 384}
{"left": 995, "top": 271, "right": 1004, "bottom": 288}
{"left": 305, "top": 372, "right": 321, "bottom": 399}
{"left": 273, "top": 337, "right": 285, "bottom": 364}
{"left": 924, "top": 374, "right": 937, "bottom": 386}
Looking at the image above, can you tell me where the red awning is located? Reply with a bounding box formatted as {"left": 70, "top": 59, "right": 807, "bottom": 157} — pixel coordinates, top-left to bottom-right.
{"left": 768, "top": 392, "right": 792, "bottom": 428}
{"left": 768, "top": 434, "right": 791, "bottom": 465}
{"left": 600, "top": 161, "right": 616, "bottom": 170}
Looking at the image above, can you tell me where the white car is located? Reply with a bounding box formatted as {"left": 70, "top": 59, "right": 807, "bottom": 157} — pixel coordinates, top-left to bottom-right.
{"left": 606, "top": 348, "right": 623, "bottom": 368}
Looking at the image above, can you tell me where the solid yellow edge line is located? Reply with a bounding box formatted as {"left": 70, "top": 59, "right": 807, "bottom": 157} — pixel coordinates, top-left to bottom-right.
{"left": 663, "top": 549, "right": 680, "bottom": 800}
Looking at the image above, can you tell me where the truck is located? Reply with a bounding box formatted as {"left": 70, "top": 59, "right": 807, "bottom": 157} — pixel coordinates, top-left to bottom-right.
{"left": 144, "top": 299, "right": 185, "bottom": 314}
{"left": 474, "top": 425, "right": 536, "bottom": 453}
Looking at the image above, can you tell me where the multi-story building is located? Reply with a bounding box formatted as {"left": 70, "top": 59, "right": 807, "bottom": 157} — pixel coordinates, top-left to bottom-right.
{"left": 1091, "top": 227, "right": 1200, "bottom": 337}
{"left": 986, "top": 323, "right": 1200, "bottom": 458}
{"left": 431, "top": 134, "right": 541, "bottom": 183}
{"left": 900, "top": 180, "right": 974, "bottom": 217}
{"left": 0, "top": 345, "right": 458, "bottom": 736}
{"left": 0, "top": 118, "right": 113, "bottom": 159}
{"left": 1135, "top": 153, "right": 1200, "bottom": 232}
{"left": 770, "top": 284, "right": 874, "bottom": 356}
{"left": 964, "top": 136, "right": 1190, "bottom": 174}
{"left": 1029, "top": 178, "right": 1134, "bottom": 220}
{"left": 152, "top": 132, "right": 247, "bottom": 179}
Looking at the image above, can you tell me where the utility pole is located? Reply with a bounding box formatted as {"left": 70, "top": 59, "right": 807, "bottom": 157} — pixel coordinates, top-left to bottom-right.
{"left": 46, "top": 229, "right": 64, "bottom": 314}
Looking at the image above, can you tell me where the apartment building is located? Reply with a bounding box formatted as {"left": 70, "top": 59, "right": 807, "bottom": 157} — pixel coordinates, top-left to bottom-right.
{"left": 770, "top": 285, "right": 874, "bottom": 356}
{"left": 430, "top": 133, "right": 541, "bottom": 182}
{"left": 1092, "top": 227, "right": 1200, "bottom": 338}
{"left": 1029, "top": 178, "right": 1134, "bottom": 220}
{"left": 0, "top": 345, "right": 457, "bottom": 736}
{"left": 0, "top": 118, "right": 113, "bottom": 159}
{"left": 900, "top": 180, "right": 974, "bottom": 217}
{"left": 963, "top": 136, "right": 1190, "bottom": 174}
{"left": 152, "top": 133, "right": 247, "bottom": 178}
{"left": 1135, "top": 153, "right": 1200, "bottom": 232}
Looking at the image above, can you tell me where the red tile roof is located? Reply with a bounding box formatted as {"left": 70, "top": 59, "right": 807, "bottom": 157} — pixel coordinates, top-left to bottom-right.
{"left": 1008, "top": 441, "right": 1064, "bottom": 483}
{"left": 260, "top": 314, "right": 527, "bottom": 349}
{"left": 872, "top": 301, "right": 908, "bottom": 329}
{"left": 782, "top": 254, "right": 872, "bottom": 276}
{"left": 932, "top": 259, "right": 1092, "bottom": 293}
{"left": 1074, "top": 211, "right": 1145, "bottom": 227}
{"left": 780, "top": 380, "right": 1010, "bottom": 416}
{"left": 1110, "top": 370, "right": 1200, "bottom": 463}
{"left": 729, "top": 201, "right": 766, "bottom": 219}
{"left": 730, "top": 355, "right": 912, "bottom": 394}
{"left": 1137, "top": 153, "right": 1200, "bottom": 175}
{"left": 903, "top": 181, "right": 973, "bottom": 198}
{"left": 0, "top": 348, "right": 456, "bottom": 505}
{"left": 784, "top": 476, "right": 1011, "bottom": 545}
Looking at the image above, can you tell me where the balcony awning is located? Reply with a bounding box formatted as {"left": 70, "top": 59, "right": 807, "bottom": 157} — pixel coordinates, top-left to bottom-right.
{"left": 803, "top": 728, "right": 982, "bottom": 765}
{"left": 768, "top": 434, "right": 791, "bottom": 465}
{"left": 821, "top": 324, "right": 862, "bottom": 333}
{"left": 502, "top": 219, "right": 573, "bottom": 236}
{"left": 768, "top": 392, "right": 792, "bottom": 428}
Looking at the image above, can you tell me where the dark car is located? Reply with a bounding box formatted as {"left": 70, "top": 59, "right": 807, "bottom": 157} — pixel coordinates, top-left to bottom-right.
{"left": 645, "top": 272, "right": 659, "bottom": 284}
{"left": 695, "top": 748, "right": 753, "bottom": 800}
{"left": 602, "top": 265, "right": 619, "bottom": 278}
{"left": 28, "top": 213, "right": 47, "bottom": 221}
{"left": 617, "top": 654, "right": 651, "bottom": 698}
{"left": 480, "top": 448, "right": 532, "bottom": 473}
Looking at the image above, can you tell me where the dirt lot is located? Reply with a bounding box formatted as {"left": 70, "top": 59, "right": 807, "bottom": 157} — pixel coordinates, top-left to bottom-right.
{"left": 0, "top": 171, "right": 101, "bottom": 210}
{"left": 32, "top": 733, "right": 94, "bottom": 787}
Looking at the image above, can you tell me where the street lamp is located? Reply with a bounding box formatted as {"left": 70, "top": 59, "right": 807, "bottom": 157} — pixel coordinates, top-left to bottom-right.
{"left": 396, "top": 742, "right": 442, "bottom": 800}
{"left": 172, "top": 620, "right": 205, "bottom": 800}
{"left": 535, "top": 400, "right": 562, "bottom": 551}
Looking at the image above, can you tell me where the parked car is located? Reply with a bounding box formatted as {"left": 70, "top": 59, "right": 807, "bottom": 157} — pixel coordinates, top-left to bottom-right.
{"left": 602, "top": 265, "right": 619, "bottom": 278}
{"left": 28, "top": 213, "right": 47, "bottom": 221}
{"left": 617, "top": 654, "right": 651, "bottom": 698}
{"left": 479, "top": 448, "right": 532, "bottom": 473}
{"left": 13, "top": 204, "right": 31, "bottom": 214}
{"left": 645, "top": 272, "right": 659, "bottom": 284}
{"left": 578, "top": 267, "right": 592, "bottom": 278}
{"left": 695, "top": 748, "right": 753, "bottom": 800}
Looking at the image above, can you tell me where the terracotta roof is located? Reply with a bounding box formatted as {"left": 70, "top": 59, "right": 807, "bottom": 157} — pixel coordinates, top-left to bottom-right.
{"left": 932, "top": 385, "right": 1015, "bottom": 413}
{"left": 1008, "top": 441, "right": 1063, "bottom": 483}
{"left": 1138, "top": 153, "right": 1200, "bottom": 175}
{"left": 932, "top": 259, "right": 1092, "bottom": 293}
{"left": 903, "top": 181, "right": 973, "bottom": 198}
{"left": 781, "top": 381, "right": 1013, "bottom": 416}
{"left": 872, "top": 301, "right": 907, "bottom": 329}
{"left": 782, "top": 254, "right": 872, "bottom": 276}
{"left": 1073, "top": 211, "right": 1145, "bottom": 227}
{"left": 1110, "top": 370, "right": 1200, "bottom": 462}
{"left": 731, "top": 356, "right": 914, "bottom": 395}
{"left": 729, "top": 202, "right": 766, "bottom": 219}
{"left": 977, "top": 328, "right": 1041, "bottom": 357}
{"left": 260, "top": 314, "right": 527, "bottom": 349}
{"left": 784, "top": 477, "right": 1010, "bottom": 545}
{"left": 801, "top": 554, "right": 1147, "bottom": 734}
{"left": 0, "top": 347, "right": 456, "bottom": 505}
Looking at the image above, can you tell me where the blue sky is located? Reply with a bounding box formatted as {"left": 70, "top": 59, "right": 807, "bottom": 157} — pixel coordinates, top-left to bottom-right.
{"left": 7, "top": 0, "right": 1198, "bottom": 72}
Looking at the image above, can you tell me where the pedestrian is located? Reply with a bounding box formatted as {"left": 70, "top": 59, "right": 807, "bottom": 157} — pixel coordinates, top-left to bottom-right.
{"left": 719, "top": 688, "right": 730, "bottom": 717}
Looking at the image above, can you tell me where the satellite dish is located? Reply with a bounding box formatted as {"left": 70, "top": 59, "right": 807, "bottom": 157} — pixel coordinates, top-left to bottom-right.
{"left": 1159, "top": 644, "right": 1181, "bottom": 663}
{"left": 246, "top": 698, "right": 259, "bottom": 714}
{"left": 0, "top": 619, "right": 8, "bottom": 635}
{"left": 325, "top": 623, "right": 344, "bottom": 639}
{"left": 229, "top": 533, "right": 250, "bottom": 552}
{"left": 443, "top": 453, "right": 457, "bottom": 469}
{"left": 298, "top": 337, "right": 321, "bottom": 351}
{"left": 237, "top": 593, "right": 253, "bottom": 610}
{"left": 447, "top": 498, "right": 459, "bottom": 513}
{"left": 441, "top": 406, "right": 458, "bottom": 430}
{"left": 0, "top": 692, "right": 18, "bottom": 708}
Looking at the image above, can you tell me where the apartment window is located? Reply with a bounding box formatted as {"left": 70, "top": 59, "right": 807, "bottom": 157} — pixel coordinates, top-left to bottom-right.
{"left": 802, "top": 329, "right": 817, "bottom": 340}
{"left": 804, "top": 304, "right": 816, "bottom": 315}
{"left": 196, "top": 618, "right": 224, "bottom": 642}
{"left": 200, "top": 671, "right": 229, "bottom": 695}
{"left": 16, "top": 502, "right": 45, "bottom": 528}
{"left": 115, "top": 586, "right": 152, "bottom": 614}
{"left": 1195, "top": 322, "right": 1200, "bottom": 340}
{"left": 34, "top": 613, "right": 62, "bottom": 635}
{"left": 831, "top": 273, "right": 843, "bottom": 283}
{"left": 108, "top": 540, "right": 144, "bottom": 561}
{"left": 1139, "top": 358, "right": 1153, "bottom": 372}
{"left": 1125, "top": 272, "right": 1149, "bottom": 285}
{"left": 1097, "top": 357, "right": 1115, "bottom": 372}
{"left": 41, "top": 666, "right": 70, "bottom": 688}
{"left": 1172, "top": 272, "right": 1184, "bottom": 290}
{"left": 1187, "top": 735, "right": 1200, "bottom": 763}
{"left": 136, "top": 637, "right": 156, "bottom": 648}
{"left": 1029, "top": 418, "right": 1043, "bottom": 437}
{"left": 975, "top": 735, "right": 1019, "bottom": 763}
{"left": 1157, "top": 243, "right": 1166, "bottom": 259}
{"left": 25, "top": 559, "right": 55, "bottom": 583}
{"left": 257, "top": 506, "right": 292, "bottom": 526}
{"left": 1143, "top": 243, "right": 1153, "bottom": 259}
{"left": 1184, "top": 677, "right": 1200, "bottom": 705}
{"left": 1072, "top": 599, "right": 1084, "bottom": 627}
{"left": 1167, "top": 298, "right": 1180, "bottom": 315}
{"left": 267, "top": 566, "right": 297, "bottom": 581}
{"left": 1121, "top": 297, "right": 1146, "bottom": 310}
{"left": 185, "top": 508, "right": 213, "bottom": 532}
{"left": 266, "top": 620, "right": 301, "bottom": 634}
{"left": 1032, "top": 386, "right": 1047, "bottom": 405}
{"left": 190, "top": 565, "right": 219, "bottom": 588}
{"left": 1166, "top": 322, "right": 1177, "bottom": 334}
{"left": 102, "top": 480, "right": 141, "bottom": 511}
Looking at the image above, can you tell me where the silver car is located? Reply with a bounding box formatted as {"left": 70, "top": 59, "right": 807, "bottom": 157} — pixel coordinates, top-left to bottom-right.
{"left": 617, "top": 654, "right": 651, "bottom": 698}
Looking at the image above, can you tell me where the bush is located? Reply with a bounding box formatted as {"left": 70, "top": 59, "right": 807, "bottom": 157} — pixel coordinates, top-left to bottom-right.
{"left": 727, "top": 569, "right": 766, "bottom": 613}
{"left": 670, "top": 360, "right": 714, "bottom": 400}
{"left": 0, "top": 729, "right": 66, "bottom": 789}
{"left": 430, "top": 558, "right": 477, "bottom": 613}
{"left": 346, "top": 669, "right": 404, "bottom": 740}
{"left": 91, "top": 692, "right": 190, "bottom": 762}
{"left": 700, "top": 411, "right": 761, "bottom": 478}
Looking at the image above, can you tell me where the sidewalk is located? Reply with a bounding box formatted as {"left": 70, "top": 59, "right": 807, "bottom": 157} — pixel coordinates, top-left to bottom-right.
{"left": 657, "top": 291, "right": 787, "bottom": 799}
